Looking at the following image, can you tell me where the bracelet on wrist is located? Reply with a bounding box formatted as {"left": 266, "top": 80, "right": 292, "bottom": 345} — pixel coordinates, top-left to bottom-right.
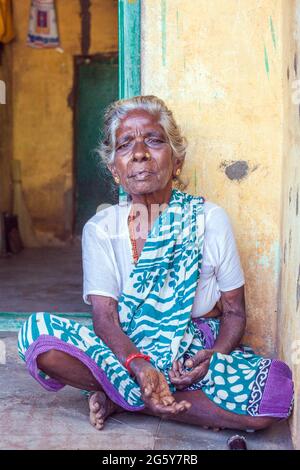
{"left": 124, "top": 353, "right": 151, "bottom": 376}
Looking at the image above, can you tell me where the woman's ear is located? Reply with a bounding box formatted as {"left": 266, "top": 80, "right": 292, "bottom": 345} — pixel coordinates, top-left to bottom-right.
{"left": 172, "top": 156, "right": 183, "bottom": 176}
{"left": 108, "top": 163, "right": 118, "bottom": 179}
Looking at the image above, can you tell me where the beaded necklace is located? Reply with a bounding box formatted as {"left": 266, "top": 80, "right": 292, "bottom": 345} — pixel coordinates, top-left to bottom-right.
{"left": 128, "top": 210, "right": 139, "bottom": 264}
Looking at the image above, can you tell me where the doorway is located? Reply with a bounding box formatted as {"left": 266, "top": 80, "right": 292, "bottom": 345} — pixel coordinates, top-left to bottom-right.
{"left": 73, "top": 54, "right": 119, "bottom": 235}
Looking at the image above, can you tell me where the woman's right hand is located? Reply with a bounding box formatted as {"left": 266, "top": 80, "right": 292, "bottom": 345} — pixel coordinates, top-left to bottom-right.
{"left": 132, "top": 360, "right": 191, "bottom": 416}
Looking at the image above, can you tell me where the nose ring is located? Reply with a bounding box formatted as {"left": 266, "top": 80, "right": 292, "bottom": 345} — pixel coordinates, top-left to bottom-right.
{"left": 145, "top": 152, "right": 151, "bottom": 159}
{"left": 131, "top": 152, "right": 151, "bottom": 160}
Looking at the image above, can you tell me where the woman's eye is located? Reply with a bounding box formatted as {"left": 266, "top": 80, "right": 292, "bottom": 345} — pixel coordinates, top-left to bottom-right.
{"left": 147, "top": 138, "right": 163, "bottom": 145}
{"left": 117, "top": 142, "right": 130, "bottom": 150}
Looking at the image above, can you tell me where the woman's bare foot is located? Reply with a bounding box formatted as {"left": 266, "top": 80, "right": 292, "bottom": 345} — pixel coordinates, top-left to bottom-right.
{"left": 88, "top": 391, "right": 121, "bottom": 430}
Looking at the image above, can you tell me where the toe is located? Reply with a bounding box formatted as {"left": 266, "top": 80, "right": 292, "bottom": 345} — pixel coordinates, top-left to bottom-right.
{"left": 96, "top": 408, "right": 105, "bottom": 419}
{"left": 95, "top": 418, "right": 104, "bottom": 430}
{"left": 91, "top": 401, "right": 100, "bottom": 413}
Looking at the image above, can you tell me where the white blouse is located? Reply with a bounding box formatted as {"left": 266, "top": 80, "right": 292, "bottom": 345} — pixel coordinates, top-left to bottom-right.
{"left": 82, "top": 200, "right": 245, "bottom": 318}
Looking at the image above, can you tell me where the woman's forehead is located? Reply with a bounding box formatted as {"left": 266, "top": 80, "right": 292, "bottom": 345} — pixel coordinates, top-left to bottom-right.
{"left": 116, "top": 109, "right": 162, "bottom": 135}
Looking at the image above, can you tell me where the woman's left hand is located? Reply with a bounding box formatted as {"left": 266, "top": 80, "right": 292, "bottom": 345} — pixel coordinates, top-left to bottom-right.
{"left": 168, "top": 350, "right": 214, "bottom": 390}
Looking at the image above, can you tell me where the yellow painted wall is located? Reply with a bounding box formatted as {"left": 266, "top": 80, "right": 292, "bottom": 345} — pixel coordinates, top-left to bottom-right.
{"left": 142, "top": 0, "right": 300, "bottom": 447}
{"left": 11, "top": 0, "right": 118, "bottom": 244}
{"left": 279, "top": 0, "right": 300, "bottom": 450}
{"left": 0, "top": 44, "right": 13, "bottom": 213}
{"left": 142, "top": 0, "right": 283, "bottom": 356}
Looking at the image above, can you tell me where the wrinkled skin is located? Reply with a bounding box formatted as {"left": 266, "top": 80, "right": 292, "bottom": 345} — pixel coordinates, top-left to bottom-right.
{"left": 169, "top": 350, "right": 214, "bottom": 390}
{"left": 136, "top": 363, "right": 191, "bottom": 415}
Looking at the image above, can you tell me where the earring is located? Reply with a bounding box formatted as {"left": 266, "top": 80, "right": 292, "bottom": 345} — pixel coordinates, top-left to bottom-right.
{"left": 175, "top": 169, "right": 181, "bottom": 176}
{"left": 114, "top": 176, "right": 120, "bottom": 184}
{"left": 145, "top": 152, "right": 151, "bottom": 159}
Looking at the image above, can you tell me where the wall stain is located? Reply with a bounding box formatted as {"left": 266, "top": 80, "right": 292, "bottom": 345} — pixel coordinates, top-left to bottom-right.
{"left": 289, "top": 186, "right": 292, "bottom": 205}
{"left": 220, "top": 160, "right": 258, "bottom": 181}
{"left": 194, "top": 168, "right": 197, "bottom": 193}
{"left": 287, "top": 66, "right": 290, "bottom": 81}
{"left": 289, "top": 228, "right": 292, "bottom": 250}
{"left": 264, "top": 45, "right": 270, "bottom": 77}
{"left": 271, "top": 240, "right": 281, "bottom": 280}
{"left": 283, "top": 241, "right": 287, "bottom": 264}
{"left": 80, "top": 0, "right": 91, "bottom": 56}
{"left": 297, "top": 265, "right": 300, "bottom": 311}
{"left": 269, "top": 16, "right": 277, "bottom": 50}
{"left": 296, "top": 188, "right": 299, "bottom": 216}
{"left": 294, "top": 52, "right": 298, "bottom": 77}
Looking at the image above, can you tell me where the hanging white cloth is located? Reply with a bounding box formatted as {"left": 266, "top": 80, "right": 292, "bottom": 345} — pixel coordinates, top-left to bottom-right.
{"left": 27, "top": 0, "right": 59, "bottom": 49}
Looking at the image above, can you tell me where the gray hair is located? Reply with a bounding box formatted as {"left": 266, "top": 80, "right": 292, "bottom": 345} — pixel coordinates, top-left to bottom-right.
{"left": 99, "top": 95, "right": 187, "bottom": 185}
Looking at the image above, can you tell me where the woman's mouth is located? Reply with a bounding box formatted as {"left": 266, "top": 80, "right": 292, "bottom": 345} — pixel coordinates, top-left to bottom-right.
{"left": 130, "top": 171, "right": 155, "bottom": 180}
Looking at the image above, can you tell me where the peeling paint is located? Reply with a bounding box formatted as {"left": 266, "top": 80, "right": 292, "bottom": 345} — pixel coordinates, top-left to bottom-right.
{"left": 80, "top": 0, "right": 91, "bottom": 56}
{"left": 256, "top": 241, "right": 280, "bottom": 279}
{"left": 161, "top": 0, "right": 167, "bottom": 66}
{"left": 271, "top": 241, "right": 281, "bottom": 280}
{"left": 269, "top": 17, "right": 277, "bottom": 49}
{"left": 257, "top": 253, "right": 270, "bottom": 269}
{"left": 297, "top": 265, "right": 300, "bottom": 311}
{"left": 264, "top": 45, "right": 270, "bottom": 77}
{"left": 220, "top": 160, "right": 249, "bottom": 181}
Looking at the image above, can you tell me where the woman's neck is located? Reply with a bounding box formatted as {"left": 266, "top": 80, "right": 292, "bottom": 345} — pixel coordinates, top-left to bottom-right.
{"left": 129, "top": 183, "right": 173, "bottom": 234}
{"left": 130, "top": 183, "right": 173, "bottom": 211}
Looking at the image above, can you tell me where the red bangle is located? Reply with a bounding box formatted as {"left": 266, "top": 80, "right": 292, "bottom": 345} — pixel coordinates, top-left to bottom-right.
{"left": 125, "top": 353, "right": 151, "bottom": 375}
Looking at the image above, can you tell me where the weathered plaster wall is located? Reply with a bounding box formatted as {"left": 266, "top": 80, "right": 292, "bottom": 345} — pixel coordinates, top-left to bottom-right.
{"left": 142, "top": 0, "right": 284, "bottom": 356}
{"left": 11, "top": 0, "right": 118, "bottom": 244}
{"left": 279, "top": 0, "right": 300, "bottom": 450}
{"left": 0, "top": 44, "right": 13, "bottom": 213}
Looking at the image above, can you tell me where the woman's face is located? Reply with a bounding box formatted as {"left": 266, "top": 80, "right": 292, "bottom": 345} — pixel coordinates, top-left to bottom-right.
{"left": 109, "top": 109, "right": 181, "bottom": 196}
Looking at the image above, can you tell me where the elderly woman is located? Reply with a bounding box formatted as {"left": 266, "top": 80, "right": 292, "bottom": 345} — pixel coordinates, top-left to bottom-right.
{"left": 18, "top": 96, "right": 293, "bottom": 432}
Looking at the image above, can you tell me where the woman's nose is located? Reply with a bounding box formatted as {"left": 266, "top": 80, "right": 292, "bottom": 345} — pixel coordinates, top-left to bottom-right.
{"left": 132, "top": 140, "right": 148, "bottom": 161}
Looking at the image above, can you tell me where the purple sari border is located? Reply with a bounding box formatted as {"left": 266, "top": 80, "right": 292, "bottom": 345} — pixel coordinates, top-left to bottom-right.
{"left": 259, "top": 359, "right": 294, "bottom": 417}
{"left": 193, "top": 318, "right": 215, "bottom": 349}
{"left": 24, "top": 335, "right": 144, "bottom": 412}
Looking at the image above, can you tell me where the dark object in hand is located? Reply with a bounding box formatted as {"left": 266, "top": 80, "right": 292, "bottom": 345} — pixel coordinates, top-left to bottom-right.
{"left": 227, "top": 434, "right": 248, "bottom": 450}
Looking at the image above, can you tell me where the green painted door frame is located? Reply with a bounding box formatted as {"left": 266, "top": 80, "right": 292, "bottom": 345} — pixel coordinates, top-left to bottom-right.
{"left": 118, "top": 0, "right": 141, "bottom": 202}
{"left": 118, "top": 0, "right": 141, "bottom": 99}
